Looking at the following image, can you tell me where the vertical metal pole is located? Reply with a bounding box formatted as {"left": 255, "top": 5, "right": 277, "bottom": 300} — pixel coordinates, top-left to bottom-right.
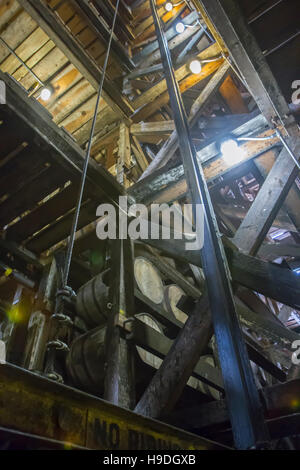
{"left": 148, "top": 0, "right": 269, "bottom": 449}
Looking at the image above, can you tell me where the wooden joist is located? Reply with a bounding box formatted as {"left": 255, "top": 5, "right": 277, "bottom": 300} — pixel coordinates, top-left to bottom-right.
{"left": 132, "top": 58, "right": 224, "bottom": 122}
{"left": 233, "top": 138, "right": 300, "bottom": 255}
{"left": 70, "top": 0, "right": 135, "bottom": 72}
{"left": 196, "top": 0, "right": 294, "bottom": 130}
{"left": 1, "top": 71, "right": 123, "bottom": 204}
{"left": 132, "top": 42, "right": 220, "bottom": 110}
{"left": 17, "top": 0, "right": 133, "bottom": 119}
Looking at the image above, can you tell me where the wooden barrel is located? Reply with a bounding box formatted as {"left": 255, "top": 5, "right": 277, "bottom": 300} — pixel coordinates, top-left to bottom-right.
{"left": 136, "top": 313, "right": 163, "bottom": 370}
{"left": 164, "top": 284, "right": 188, "bottom": 324}
{"left": 66, "top": 314, "right": 163, "bottom": 395}
{"left": 66, "top": 326, "right": 107, "bottom": 395}
{"left": 76, "top": 270, "right": 109, "bottom": 327}
{"left": 134, "top": 257, "right": 164, "bottom": 305}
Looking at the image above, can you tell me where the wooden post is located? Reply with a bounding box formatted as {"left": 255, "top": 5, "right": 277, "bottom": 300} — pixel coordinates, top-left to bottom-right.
{"left": 23, "top": 259, "right": 57, "bottom": 372}
{"left": 104, "top": 237, "right": 136, "bottom": 409}
{"left": 5, "top": 285, "right": 33, "bottom": 366}
{"left": 117, "top": 122, "right": 131, "bottom": 186}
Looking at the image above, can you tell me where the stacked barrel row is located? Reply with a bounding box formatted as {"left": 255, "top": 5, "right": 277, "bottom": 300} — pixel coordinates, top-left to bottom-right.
{"left": 67, "top": 256, "right": 220, "bottom": 400}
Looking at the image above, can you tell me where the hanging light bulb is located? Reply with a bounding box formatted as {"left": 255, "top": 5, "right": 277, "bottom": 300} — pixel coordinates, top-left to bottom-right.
{"left": 40, "top": 86, "right": 53, "bottom": 101}
{"left": 189, "top": 59, "right": 202, "bottom": 74}
{"left": 165, "top": 2, "right": 173, "bottom": 12}
{"left": 220, "top": 137, "right": 244, "bottom": 164}
{"left": 176, "top": 22, "right": 185, "bottom": 34}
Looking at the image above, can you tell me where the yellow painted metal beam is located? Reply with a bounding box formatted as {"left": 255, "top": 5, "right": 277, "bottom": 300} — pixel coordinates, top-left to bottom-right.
{"left": 0, "top": 364, "right": 228, "bottom": 450}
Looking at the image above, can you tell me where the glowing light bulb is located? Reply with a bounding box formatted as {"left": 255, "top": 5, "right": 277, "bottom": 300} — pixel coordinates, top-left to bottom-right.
{"left": 220, "top": 138, "right": 244, "bottom": 164}
{"left": 176, "top": 22, "right": 185, "bottom": 34}
{"left": 165, "top": 2, "right": 173, "bottom": 12}
{"left": 189, "top": 59, "right": 202, "bottom": 74}
{"left": 40, "top": 87, "right": 53, "bottom": 101}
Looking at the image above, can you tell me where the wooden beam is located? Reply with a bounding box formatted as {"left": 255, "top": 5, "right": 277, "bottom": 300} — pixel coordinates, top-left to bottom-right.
{"left": 133, "top": 58, "right": 224, "bottom": 122}
{"left": 117, "top": 122, "right": 131, "bottom": 184}
{"left": 140, "top": 23, "right": 203, "bottom": 69}
{"left": 93, "top": 0, "right": 135, "bottom": 41}
{"left": 0, "top": 71, "right": 123, "bottom": 205}
{"left": 176, "top": 27, "right": 206, "bottom": 64}
{"left": 219, "top": 75, "right": 249, "bottom": 114}
{"left": 255, "top": 151, "right": 300, "bottom": 234}
{"left": 167, "top": 379, "right": 300, "bottom": 434}
{"left": 132, "top": 318, "right": 224, "bottom": 391}
{"left": 131, "top": 121, "right": 175, "bottom": 137}
{"left": 133, "top": 11, "right": 199, "bottom": 64}
{"left": 70, "top": 0, "right": 135, "bottom": 71}
{"left": 17, "top": 0, "right": 133, "bottom": 119}
{"left": 104, "top": 239, "right": 136, "bottom": 408}
{"left": 134, "top": 296, "right": 214, "bottom": 418}
{"left": 196, "top": 0, "right": 295, "bottom": 131}
{"left": 233, "top": 138, "right": 300, "bottom": 255}
{"left": 0, "top": 363, "right": 225, "bottom": 449}
{"left": 132, "top": 43, "right": 220, "bottom": 110}
{"left": 139, "top": 61, "right": 230, "bottom": 179}
{"left": 130, "top": 113, "right": 269, "bottom": 202}
{"left": 135, "top": 3, "right": 186, "bottom": 43}
{"left": 131, "top": 136, "right": 149, "bottom": 172}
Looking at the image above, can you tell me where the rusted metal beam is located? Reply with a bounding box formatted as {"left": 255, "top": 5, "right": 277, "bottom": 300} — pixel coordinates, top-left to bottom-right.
{"left": 0, "top": 363, "right": 227, "bottom": 449}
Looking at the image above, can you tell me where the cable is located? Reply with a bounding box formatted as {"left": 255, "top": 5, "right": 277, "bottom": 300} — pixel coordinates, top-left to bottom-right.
{"left": 0, "top": 36, "right": 44, "bottom": 87}
{"left": 62, "top": 0, "right": 120, "bottom": 288}
{"left": 237, "top": 135, "right": 277, "bottom": 142}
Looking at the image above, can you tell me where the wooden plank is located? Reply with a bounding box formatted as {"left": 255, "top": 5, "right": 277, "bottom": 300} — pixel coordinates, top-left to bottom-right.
{"left": 6, "top": 184, "right": 78, "bottom": 243}
{"left": 131, "top": 120, "right": 175, "bottom": 137}
{"left": 219, "top": 75, "right": 249, "bottom": 114}
{"left": 70, "top": 0, "right": 134, "bottom": 71}
{"left": 140, "top": 22, "right": 202, "bottom": 68}
{"left": 195, "top": 0, "right": 294, "bottom": 130}
{"left": 26, "top": 200, "right": 99, "bottom": 254}
{"left": 17, "top": 0, "right": 133, "bottom": 119}
{"left": 140, "top": 61, "right": 229, "bottom": 179}
{"left": 0, "top": 165, "right": 68, "bottom": 229}
{"left": 135, "top": 3, "right": 185, "bottom": 43}
{"left": 132, "top": 43, "right": 220, "bottom": 110}
{"left": 0, "top": 146, "right": 48, "bottom": 200}
{"left": 233, "top": 137, "right": 300, "bottom": 255}
{"left": 132, "top": 11, "right": 199, "bottom": 64}
{"left": 1, "top": 71, "right": 123, "bottom": 205}
{"left": 131, "top": 136, "right": 149, "bottom": 172}
{"left": 133, "top": 58, "right": 223, "bottom": 122}
{"left": 117, "top": 122, "right": 131, "bottom": 184}
{"left": 0, "top": 11, "right": 37, "bottom": 63}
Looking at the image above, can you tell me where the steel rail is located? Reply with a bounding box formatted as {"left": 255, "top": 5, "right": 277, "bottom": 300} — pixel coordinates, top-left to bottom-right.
{"left": 137, "top": 0, "right": 270, "bottom": 450}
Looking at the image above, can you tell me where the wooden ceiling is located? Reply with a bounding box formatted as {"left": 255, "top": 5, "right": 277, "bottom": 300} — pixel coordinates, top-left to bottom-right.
{"left": 0, "top": 0, "right": 299, "bottom": 293}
